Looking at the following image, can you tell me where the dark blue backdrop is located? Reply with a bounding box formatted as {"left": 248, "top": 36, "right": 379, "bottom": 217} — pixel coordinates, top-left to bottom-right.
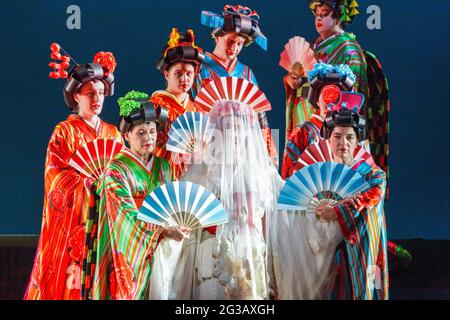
{"left": 0, "top": 0, "right": 449, "bottom": 239}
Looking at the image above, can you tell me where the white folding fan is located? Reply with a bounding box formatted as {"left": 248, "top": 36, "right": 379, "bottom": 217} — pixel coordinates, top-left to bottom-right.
{"left": 295, "top": 139, "right": 375, "bottom": 171}
{"left": 166, "top": 111, "right": 215, "bottom": 154}
{"left": 137, "top": 181, "right": 228, "bottom": 230}
{"left": 278, "top": 162, "right": 370, "bottom": 214}
{"left": 194, "top": 76, "right": 272, "bottom": 113}
{"left": 279, "top": 36, "right": 317, "bottom": 77}
{"left": 68, "top": 138, "right": 123, "bottom": 180}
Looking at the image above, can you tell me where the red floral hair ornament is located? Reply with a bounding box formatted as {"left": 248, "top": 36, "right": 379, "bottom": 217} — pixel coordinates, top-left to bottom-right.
{"left": 48, "top": 42, "right": 75, "bottom": 79}
{"left": 93, "top": 51, "right": 117, "bottom": 74}
{"left": 321, "top": 84, "right": 341, "bottom": 106}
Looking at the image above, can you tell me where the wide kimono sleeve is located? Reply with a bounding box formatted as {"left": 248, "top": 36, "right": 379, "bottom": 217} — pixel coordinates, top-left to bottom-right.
{"left": 283, "top": 77, "right": 314, "bottom": 138}
{"left": 340, "top": 41, "right": 369, "bottom": 109}
{"left": 332, "top": 163, "right": 388, "bottom": 300}
{"left": 95, "top": 162, "right": 163, "bottom": 300}
{"left": 334, "top": 165, "right": 386, "bottom": 242}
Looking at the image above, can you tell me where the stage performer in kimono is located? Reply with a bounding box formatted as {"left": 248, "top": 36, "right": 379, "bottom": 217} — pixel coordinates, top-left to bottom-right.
{"left": 284, "top": 1, "right": 390, "bottom": 195}
{"left": 158, "top": 100, "right": 283, "bottom": 300}
{"left": 151, "top": 28, "right": 204, "bottom": 180}
{"left": 25, "top": 50, "right": 122, "bottom": 300}
{"left": 195, "top": 4, "right": 278, "bottom": 166}
{"left": 87, "top": 91, "right": 190, "bottom": 300}
{"left": 269, "top": 106, "right": 388, "bottom": 300}
{"left": 281, "top": 63, "right": 357, "bottom": 179}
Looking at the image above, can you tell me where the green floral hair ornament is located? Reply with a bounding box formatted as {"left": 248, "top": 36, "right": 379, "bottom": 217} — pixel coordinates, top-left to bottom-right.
{"left": 117, "top": 90, "right": 149, "bottom": 117}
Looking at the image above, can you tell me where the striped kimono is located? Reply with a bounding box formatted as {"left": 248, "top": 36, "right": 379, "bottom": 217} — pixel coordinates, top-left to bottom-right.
{"left": 313, "top": 32, "right": 369, "bottom": 106}
{"left": 88, "top": 149, "right": 171, "bottom": 300}
{"left": 333, "top": 161, "right": 388, "bottom": 300}
{"left": 24, "top": 115, "right": 121, "bottom": 300}
{"left": 283, "top": 32, "right": 368, "bottom": 155}
{"left": 192, "top": 52, "right": 279, "bottom": 166}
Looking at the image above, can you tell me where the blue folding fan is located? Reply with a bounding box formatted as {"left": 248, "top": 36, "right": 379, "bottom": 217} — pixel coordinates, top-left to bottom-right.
{"left": 137, "top": 181, "right": 227, "bottom": 229}
{"left": 166, "top": 112, "right": 215, "bottom": 154}
{"left": 277, "top": 162, "right": 370, "bottom": 213}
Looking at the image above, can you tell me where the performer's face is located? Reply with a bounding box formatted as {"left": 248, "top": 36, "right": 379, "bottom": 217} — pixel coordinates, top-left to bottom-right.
{"left": 314, "top": 5, "right": 337, "bottom": 36}
{"left": 329, "top": 126, "right": 358, "bottom": 161}
{"left": 164, "top": 62, "right": 195, "bottom": 95}
{"left": 74, "top": 80, "right": 105, "bottom": 117}
{"left": 125, "top": 122, "right": 157, "bottom": 159}
{"left": 215, "top": 32, "right": 246, "bottom": 60}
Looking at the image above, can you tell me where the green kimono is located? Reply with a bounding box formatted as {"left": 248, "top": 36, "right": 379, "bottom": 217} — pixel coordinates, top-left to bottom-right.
{"left": 82, "top": 148, "right": 171, "bottom": 299}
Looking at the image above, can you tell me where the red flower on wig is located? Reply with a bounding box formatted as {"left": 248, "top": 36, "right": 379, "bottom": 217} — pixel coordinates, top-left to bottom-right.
{"left": 93, "top": 51, "right": 117, "bottom": 73}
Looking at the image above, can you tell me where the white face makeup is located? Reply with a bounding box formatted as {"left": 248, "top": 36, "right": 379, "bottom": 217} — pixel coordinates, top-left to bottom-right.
{"left": 125, "top": 122, "right": 158, "bottom": 161}
{"left": 314, "top": 5, "right": 337, "bottom": 36}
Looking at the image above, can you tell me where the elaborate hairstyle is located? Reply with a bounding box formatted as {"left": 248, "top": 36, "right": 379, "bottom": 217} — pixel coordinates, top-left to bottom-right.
{"left": 117, "top": 90, "right": 168, "bottom": 134}
{"left": 48, "top": 43, "right": 116, "bottom": 111}
{"left": 156, "top": 28, "right": 204, "bottom": 72}
{"left": 63, "top": 63, "right": 115, "bottom": 111}
{"left": 307, "top": 0, "right": 360, "bottom": 25}
{"left": 201, "top": 5, "right": 267, "bottom": 51}
{"left": 306, "top": 63, "right": 356, "bottom": 109}
{"left": 321, "top": 108, "right": 367, "bottom": 140}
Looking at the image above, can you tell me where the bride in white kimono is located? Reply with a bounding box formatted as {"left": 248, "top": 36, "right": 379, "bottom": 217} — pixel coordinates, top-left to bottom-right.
{"left": 150, "top": 100, "right": 283, "bottom": 300}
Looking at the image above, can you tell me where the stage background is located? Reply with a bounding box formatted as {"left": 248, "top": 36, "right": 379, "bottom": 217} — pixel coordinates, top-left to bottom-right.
{"left": 0, "top": 0, "right": 449, "bottom": 239}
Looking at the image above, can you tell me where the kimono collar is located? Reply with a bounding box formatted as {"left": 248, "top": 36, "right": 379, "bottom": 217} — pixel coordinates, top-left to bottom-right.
{"left": 152, "top": 90, "right": 189, "bottom": 109}
{"left": 206, "top": 52, "right": 238, "bottom": 74}
{"left": 67, "top": 114, "right": 102, "bottom": 135}
{"left": 121, "top": 148, "right": 152, "bottom": 174}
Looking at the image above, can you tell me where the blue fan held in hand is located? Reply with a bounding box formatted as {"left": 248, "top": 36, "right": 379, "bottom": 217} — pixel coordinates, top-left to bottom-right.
{"left": 166, "top": 112, "right": 215, "bottom": 154}
{"left": 137, "top": 181, "right": 228, "bottom": 230}
{"left": 278, "top": 162, "right": 370, "bottom": 216}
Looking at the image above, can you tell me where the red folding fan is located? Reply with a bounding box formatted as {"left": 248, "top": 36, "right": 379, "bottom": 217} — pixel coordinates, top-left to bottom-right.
{"left": 69, "top": 139, "right": 124, "bottom": 180}
{"left": 194, "top": 76, "right": 271, "bottom": 113}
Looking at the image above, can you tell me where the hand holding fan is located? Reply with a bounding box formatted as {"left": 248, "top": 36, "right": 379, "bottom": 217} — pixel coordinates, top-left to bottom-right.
{"left": 69, "top": 138, "right": 123, "bottom": 180}
{"left": 138, "top": 181, "right": 228, "bottom": 230}
{"left": 166, "top": 112, "right": 215, "bottom": 154}
{"left": 278, "top": 162, "right": 370, "bottom": 214}
{"left": 194, "top": 76, "right": 271, "bottom": 113}
{"left": 279, "top": 36, "right": 317, "bottom": 78}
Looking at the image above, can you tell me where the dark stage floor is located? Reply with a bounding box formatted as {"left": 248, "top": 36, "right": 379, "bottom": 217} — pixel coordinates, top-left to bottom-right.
{"left": 1, "top": 237, "right": 449, "bottom": 300}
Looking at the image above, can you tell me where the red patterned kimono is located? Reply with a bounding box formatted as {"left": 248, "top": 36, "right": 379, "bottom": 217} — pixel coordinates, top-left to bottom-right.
{"left": 151, "top": 90, "right": 197, "bottom": 180}
{"left": 24, "top": 115, "right": 122, "bottom": 300}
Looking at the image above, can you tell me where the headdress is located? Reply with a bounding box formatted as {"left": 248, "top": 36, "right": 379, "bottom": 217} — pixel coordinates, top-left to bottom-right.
{"left": 307, "top": 62, "right": 356, "bottom": 108}
{"left": 201, "top": 5, "right": 267, "bottom": 51}
{"left": 48, "top": 42, "right": 116, "bottom": 111}
{"left": 156, "top": 28, "right": 204, "bottom": 72}
{"left": 321, "top": 108, "right": 367, "bottom": 140}
{"left": 307, "top": 0, "right": 360, "bottom": 25}
{"left": 117, "top": 90, "right": 168, "bottom": 134}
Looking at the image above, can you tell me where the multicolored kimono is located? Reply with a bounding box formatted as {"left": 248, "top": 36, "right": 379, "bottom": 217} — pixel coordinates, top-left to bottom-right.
{"left": 333, "top": 161, "right": 388, "bottom": 300}
{"left": 284, "top": 32, "right": 368, "bottom": 139}
{"left": 281, "top": 113, "right": 324, "bottom": 179}
{"left": 284, "top": 76, "right": 314, "bottom": 138}
{"left": 192, "top": 52, "right": 279, "bottom": 166}
{"left": 313, "top": 32, "right": 369, "bottom": 103}
{"left": 151, "top": 90, "right": 197, "bottom": 180}
{"left": 87, "top": 149, "right": 171, "bottom": 300}
{"left": 25, "top": 115, "right": 121, "bottom": 300}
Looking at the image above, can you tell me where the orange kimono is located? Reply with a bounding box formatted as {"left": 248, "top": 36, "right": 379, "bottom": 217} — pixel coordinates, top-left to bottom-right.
{"left": 151, "top": 90, "right": 197, "bottom": 180}
{"left": 25, "top": 115, "right": 122, "bottom": 300}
